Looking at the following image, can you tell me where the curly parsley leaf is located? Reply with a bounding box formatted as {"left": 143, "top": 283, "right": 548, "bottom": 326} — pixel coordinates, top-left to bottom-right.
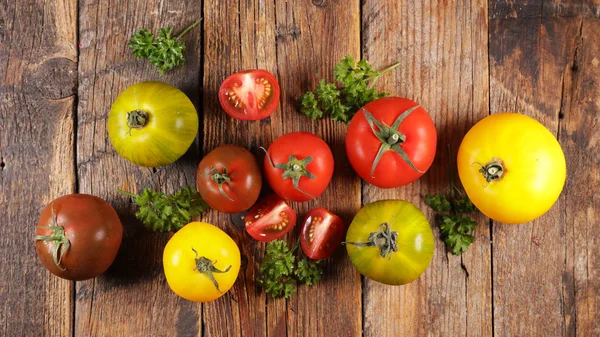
{"left": 440, "top": 215, "right": 477, "bottom": 255}
{"left": 299, "top": 56, "right": 400, "bottom": 123}
{"left": 129, "top": 18, "right": 201, "bottom": 75}
{"left": 425, "top": 194, "right": 452, "bottom": 212}
{"left": 295, "top": 259, "right": 323, "bottom": 286}
{"left": 118, "top": 186, "right": 209, "bottom": 232}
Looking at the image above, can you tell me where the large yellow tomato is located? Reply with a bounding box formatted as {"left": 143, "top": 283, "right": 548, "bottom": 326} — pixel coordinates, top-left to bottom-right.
{"left": 163, "top": 222, "right": 241, "bottom": 302}
{"left": 457, "top": 113, "right": 566, "bottom": 224}
{"left": 108, "top": 81, "right": 198, "bottom": 167}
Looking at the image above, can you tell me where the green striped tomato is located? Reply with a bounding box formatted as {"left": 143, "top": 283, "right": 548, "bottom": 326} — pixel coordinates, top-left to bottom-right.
{"left": 108, "top": 81, "right": 198, "bottom": 167}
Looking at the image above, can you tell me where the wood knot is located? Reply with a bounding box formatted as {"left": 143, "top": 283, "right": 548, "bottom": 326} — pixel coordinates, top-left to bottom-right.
{"left": 24, "top": 57, "right": 77, "bottom": 100}
{"left": 312, "top": 0, "right": 326, "bottom": 7}
{"left": 275, "top": 25, "right": 301, "bottom": 40}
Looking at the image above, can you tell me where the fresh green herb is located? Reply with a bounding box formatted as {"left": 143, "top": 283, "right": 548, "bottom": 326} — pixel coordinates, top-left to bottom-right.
{"left": 129, "top": 18, "right": 202, "bottom": 75}
{"left": 118, "top": 186, "right": 209, "bottom": 232}
{"left": 299, "top": 55, "right": 400, "bottom": 123}
{"left": 257, "top": 240, "right": 323, "bottom": 299}
{"left": 425, "top": 145, "right": 480, "bottom": 255}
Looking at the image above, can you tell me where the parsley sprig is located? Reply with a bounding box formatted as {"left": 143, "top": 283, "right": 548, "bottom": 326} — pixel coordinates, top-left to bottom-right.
{"left": 118, "top": 186, "right": 209, "bottom": 232}
{"left": 129, "top": 18, "right": 202, "bottom": 75}
{"left": 299, "top": 55, "right": 401, "bottom": 123}
{"left": 257, "top": 240, "right": 323, "bottom": 299}
{"left": 425, "top": 145, "right": 480, "bottom": 255}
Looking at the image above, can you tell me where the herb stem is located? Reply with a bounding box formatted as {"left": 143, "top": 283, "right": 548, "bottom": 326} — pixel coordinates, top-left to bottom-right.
{"left": 117, "top": 189, "right": 137, "bottom": 198}
{"left": 368, "top": 61, "right": 402, "bottom": 89}
{"left": 176, "top": 18, "right": 202, "bottom": 40}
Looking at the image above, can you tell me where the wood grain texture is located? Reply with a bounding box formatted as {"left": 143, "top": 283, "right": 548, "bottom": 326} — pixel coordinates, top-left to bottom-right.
{"left": 488, "top": 2, "right": 583, "bottom": 336}
{"left": 75, "top": 0, "right": 201, "bottom": 336}
{"left": 361, "top": 1, "right": 492, "bottom": 336}
{"left": 201, "top": 1, "right": 362, "bottom": 336}
{"left": 0, "top": 0, "right": 77, "bottom": 336}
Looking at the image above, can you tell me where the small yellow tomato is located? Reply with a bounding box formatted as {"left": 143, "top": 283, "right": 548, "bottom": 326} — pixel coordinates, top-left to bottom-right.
{"left": 163, "top": 222, "right": 241, "bottom": 302}
{"left": 457, "top": 113, "right": 566, "bottom": 224}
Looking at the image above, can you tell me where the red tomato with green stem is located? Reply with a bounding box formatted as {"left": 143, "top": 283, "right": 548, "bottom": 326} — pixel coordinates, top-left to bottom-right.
{"left": 196, "top": 145, "right": 262, "bottom": 214}
{"left": 218, "top": 69, "right": 280, "bottom": 121}
{"left": 263, "top": 132, "right": 334, "bottom": 202}
{"left": 345, "top": 97, "right": 437, "bottom": 188}
{"left": 300, "top": 208, "right": 345, "bottom": 260}
{"left": 244, "top": 194, "right": 297, "bottom": 242}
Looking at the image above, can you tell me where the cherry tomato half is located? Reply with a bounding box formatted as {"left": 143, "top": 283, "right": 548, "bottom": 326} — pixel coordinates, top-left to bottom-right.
{"left": 300, "top": 208, "right": 345, "bottom": 260}
{"left": 218, "top": 69, "right": 280, "bottom": 121}
{"left": 244, "top": 194, "right": 296, "bottom": 242}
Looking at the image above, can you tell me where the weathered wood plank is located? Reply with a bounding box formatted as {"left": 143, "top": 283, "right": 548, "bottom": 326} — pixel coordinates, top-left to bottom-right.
{"left": 361, "top": 1, "right": 492, "bottom": 336}
{"left": 0, "top": 0, "right": 77, "bottom": 336}
{"left": 560, "top": 17, "right": 600, "bottom": 337}
{"left": 75, "top": 0, "right": 201, "bottom": 336}
{"left": 488, "top": 2, "right": 584, "bottom": 336}
{"left": 201, "top": 1, "right": 362, "bottom": 336}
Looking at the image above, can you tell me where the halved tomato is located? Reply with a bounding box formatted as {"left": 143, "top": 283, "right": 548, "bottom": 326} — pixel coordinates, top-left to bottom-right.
{"left": 244, "top": 194, "right": 296, "bottom": 242}
{"left": 218, "top": 69, "right": 280, "bottom": 121}
{"left": 300, "top": 208, "right": 345, "bottom": 260}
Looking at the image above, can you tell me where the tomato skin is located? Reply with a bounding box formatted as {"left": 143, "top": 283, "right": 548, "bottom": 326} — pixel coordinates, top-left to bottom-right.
{"left": 457, "top": 113, "right": 566, "bottom": 224}
{"left": 300, "top": 208, "right": 345, "bottom": 260}
{"left": 35, "top": 194, "right": 123, "bottom": 281}
{"left": 245, "top": 194, "right": 297, "bottom": 242}
{"left": 346, "top": 97, "right": 437, "bottom": 188}
{"left": 218, "top": 69, "right": 280, "bottom": 121}
{"left": 264, "top": 132, "right": 334, "bottom": 202}
{"left": 345, "top": 200, "right": 434, "bottom": 285}
{"left": 163, "top": 222, "right": 241, "bottom": 302}
{"left": 196, "top": 145, "right": 262, "bottom": 213}
{"left": 108, "top": 81, "right": 199, "bottom": 167}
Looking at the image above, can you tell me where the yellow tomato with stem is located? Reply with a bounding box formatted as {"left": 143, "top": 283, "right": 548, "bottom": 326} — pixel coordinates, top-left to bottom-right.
{"left": 457, "top": 113, "right": 566, "bottom": 224}
{"left": 163, "top": 222, "right": 241, "bottom": 302}
{"left": 108, "top": 81, "right": 198, "bottom": 167}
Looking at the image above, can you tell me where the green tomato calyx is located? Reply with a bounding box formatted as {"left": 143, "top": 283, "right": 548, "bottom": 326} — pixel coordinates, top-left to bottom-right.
{"left": 210, "top": 167, "right": 235, "bottom": 201}
{"left": 344, "top": 223, "right": 398, "bottom": 259}
{"left": 261, "top": 147, "right": 316, "bottom": 200}
{"left": 478, "top": 159, "right": 506, "bottom": 183}
{"left": 361, "top": 106, "right": 423, "bottom": 177}
{"left": 192, "top": 247, "right": 232, "bottom": 294}
{"left": 127, "top": 109, "right": 149, "bottom": 131}
{"left": 35, "top": 206, "right": 70, "bottom": 270}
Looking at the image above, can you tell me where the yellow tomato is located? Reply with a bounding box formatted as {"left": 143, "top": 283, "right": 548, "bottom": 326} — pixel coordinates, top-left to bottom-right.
{"left": 108, "top": 81, "right": 198, "bottom": 167}
{"left": 163, "top": 222, "right": 241, "bottom": 302}
{"left": 457, "top": 113, "right": 566, "bottom": 224}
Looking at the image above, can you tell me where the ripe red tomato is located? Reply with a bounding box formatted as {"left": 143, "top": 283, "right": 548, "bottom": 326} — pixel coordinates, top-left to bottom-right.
{"left": 263, "top": 132, "right": 334, "bottom": 202}
{"left": 346, "top": 97, "right": 437, "bottom": 188}
{"left": 35, "top": 194, "right": 123, "bottom": 280}
{"left": 218, "top": 69, "right": 280, "bottom": 120}
{"left": 196, "top": 145, "right": 262, "bottom": 213}
{"left": 244, "top": 194, "right": 297, "bottom": 242}
{"left": 300, "top": 208, "right": 345, "bottom": 260}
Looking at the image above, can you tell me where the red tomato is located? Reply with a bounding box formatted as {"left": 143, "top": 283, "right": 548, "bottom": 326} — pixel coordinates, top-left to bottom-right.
{"left": 263, "top": 132, "right": 334, "bottom": 202}
{"left": 346, "top": 97, "right": 437, "bottom": 188}
{"left": 218, "top": 69, "right": 280, "bottom": 120}
{"left": 300, "top": 208, "right": 345, "bottom": 260}
{"left": 244, "top": 194, "right": 297, "bottom": 242}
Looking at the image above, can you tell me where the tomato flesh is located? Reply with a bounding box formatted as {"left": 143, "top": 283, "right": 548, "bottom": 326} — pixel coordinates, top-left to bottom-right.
{"left": 245, "top": 194, "right": 296, "bottom": 242}
{"left": 300, "top": 208, "right": 345, "bottom": 260}
{"left": 219, "top": 70, "right": 280, "bottom": 121}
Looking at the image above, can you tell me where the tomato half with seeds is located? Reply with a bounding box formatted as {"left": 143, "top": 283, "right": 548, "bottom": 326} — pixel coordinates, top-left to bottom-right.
{"left": 244, "top": 194, "right": 296, "bottom": 242}
{"left": 218, "top": 69, "right": 280, "bottom": 121}
{"left": 300, "top": 208, "right": 345, "bottom": 260}
{"left": 346, "top": 97, "right": 437, "bottom": 188}
{"left": 263, "top": 132, "right": 334, "bottom": 202}
{"left": 35, "top": 194, "right": 123, "bottom": 281}
{"left": 457, "top": 113, "right": 566, "bottom": 224}
{"left": 196, "top": 145, "right": 262, "bottom": 214}
{"left": 108, "top": 81, "right": 199, "bottom": 167}
{"left": 345, "top": 200, "right": 434, "bottom": 285}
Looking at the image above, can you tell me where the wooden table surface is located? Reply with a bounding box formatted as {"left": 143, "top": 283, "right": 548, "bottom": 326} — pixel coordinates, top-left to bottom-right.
{"left": 1, "top": 0, "right": 599, "bottom": 336}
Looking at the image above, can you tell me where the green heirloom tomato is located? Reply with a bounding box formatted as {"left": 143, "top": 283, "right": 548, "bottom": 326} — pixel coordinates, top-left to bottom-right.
{"left": 108, "top": 81, "right": 198, "bottom": 167}
{"left": 345, "top": 200, "right": 434, "bottom": 285}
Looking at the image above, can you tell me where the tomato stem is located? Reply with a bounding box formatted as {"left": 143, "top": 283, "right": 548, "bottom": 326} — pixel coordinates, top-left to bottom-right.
{"left": 343, "top": 223, "right": 398, "bottom": 259}
{"left": 210, "top": 167, "right": 235, "bottom": 201}
{"left": 126, "top": 109, "right": 149, "bottom": 132}
{"left": 260, "top": 147, "right": 316, "bottom": 200}
{"left": 191, "top": 247, "right": 231, "bottom": 294}
{"left": 477, "top": 159, "right": 506, "bottom": 183}
{"left": 34, "top": 205, "right": 70, "bottom": 270}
